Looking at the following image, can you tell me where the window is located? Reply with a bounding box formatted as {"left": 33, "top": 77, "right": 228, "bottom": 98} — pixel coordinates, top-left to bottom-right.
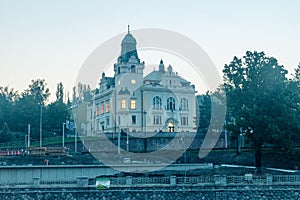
{"left": 153, "top": 115, "right": 162, "bottom": 125}
{"left": 131, "top": 65, "right": 136, "bottom": 73}
{"left": 97, "top": 119, "right": 100, "bottom": 130}
{"left": 121, "top": 99, "right": 126, "bottom": 109}
{"left": 181, "top": 116, "right": 189, "bottom": 126}
{"left": 106, "top": 102, "right": 110, "bottom": 113}
{"left": 180, "top": 98, "right": 189, "bottom": 111}
{"left": 96, "top": 106, "right": 100, "bottom": 116}
{"left": 131, "top": 100, "right": 136, "bottom": 109}
{"left": 106, "top": 117, "right": 110, "bottom": 128}
{"left": 132, "top": 115, "right": 136, "bottom": 124}
{"left": 167, "top": 97, "right": 175, "bottom": 110}
{"left": 153, "top": 96, "right": 162, "bottom": 109}
{"left": 101, "top": 104, "right": 104, "bottom": 114}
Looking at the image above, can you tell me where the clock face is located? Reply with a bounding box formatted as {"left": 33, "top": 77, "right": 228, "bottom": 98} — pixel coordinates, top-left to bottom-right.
{"left": 131, "top": 79, "right": 136, "bottom": 84}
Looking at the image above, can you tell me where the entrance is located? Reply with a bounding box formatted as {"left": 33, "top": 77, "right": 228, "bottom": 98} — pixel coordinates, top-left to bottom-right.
{"left": 168, "top": 122, "right": 175, "bottom": 132}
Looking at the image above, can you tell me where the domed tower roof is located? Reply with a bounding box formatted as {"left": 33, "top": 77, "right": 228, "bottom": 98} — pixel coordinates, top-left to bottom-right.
{"left": 119, "top": 25, "right": 139, "bottom": 63}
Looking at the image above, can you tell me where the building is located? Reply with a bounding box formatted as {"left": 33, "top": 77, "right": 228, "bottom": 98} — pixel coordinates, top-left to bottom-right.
{"left": 87, "top": 28, "right": 196, "bottom": 135}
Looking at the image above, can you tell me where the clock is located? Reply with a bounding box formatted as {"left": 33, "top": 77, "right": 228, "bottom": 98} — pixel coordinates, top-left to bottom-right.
{"left": 131, "top": 79, "right": 136, "bottom": 84}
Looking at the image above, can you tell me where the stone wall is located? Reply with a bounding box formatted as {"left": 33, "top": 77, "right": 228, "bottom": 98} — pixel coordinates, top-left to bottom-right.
{"left": 1, "top": 185, "right": 300, "bottom": 200}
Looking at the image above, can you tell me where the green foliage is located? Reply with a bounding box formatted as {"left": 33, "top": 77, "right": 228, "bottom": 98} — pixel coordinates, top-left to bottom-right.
{"left": 0, "top": 122, "right": 11, "bottom": 142}
{"left": 24, "top": 79, "right": 50, "bottom": 105}
{"left": 56, "top": 82, "right": 64, "bottom": 102}
{"left": 0, "top": 80, "right": 71, "bottom": 142}
{"left": 223, "top": 51, "right": 299, "bottom": 170}
{"left": 44, "top": 100, "right": 70, "bottom": 135}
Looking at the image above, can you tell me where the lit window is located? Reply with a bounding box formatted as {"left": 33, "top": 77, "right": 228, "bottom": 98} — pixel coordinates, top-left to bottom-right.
{"left": 96, "top": 106, "right": 100, "bottom": 116}
{"left": 121, "top": 99, "right": 126, "bottom": 109}
{"left": 131, "top": 100, "right": 136, "bottom": 109}
{"left": 101, "top": 104, "right": 104, "bottom": 114}
{"left": 106, "top": 102, "right": 110, "bottom": 113}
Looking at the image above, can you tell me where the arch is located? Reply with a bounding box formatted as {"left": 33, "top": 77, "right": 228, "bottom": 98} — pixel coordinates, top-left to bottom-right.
{"left": 167, "top": 97, "right": 175, "bottom": 110}
{"left": 180, "top": 98, "right": 189, "bottom": 111}
{"left": 168, "top": 122, "right": 175, "bottom": 132}
{"left": 153, "top": 96, "right": 162, "bottom": 109}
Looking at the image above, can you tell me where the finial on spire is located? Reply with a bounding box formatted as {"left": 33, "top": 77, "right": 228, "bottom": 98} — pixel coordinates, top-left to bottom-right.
{"left": 128, "top": 25, "right": 130, "bottom": 34}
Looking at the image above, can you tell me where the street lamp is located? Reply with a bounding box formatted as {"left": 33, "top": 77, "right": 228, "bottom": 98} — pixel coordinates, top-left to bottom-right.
{"left": 39, "top": 104, "right": 43, "bottom": 147}
{"left": 62, "top": 123, "right": 65, "bottom": 148}
{"left": 180, "top": 137, "right": 187, "bottom": 183}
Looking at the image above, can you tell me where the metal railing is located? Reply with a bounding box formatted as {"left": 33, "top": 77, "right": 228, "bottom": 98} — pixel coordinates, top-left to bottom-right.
{"left": 1, "top": 175, "right": 300, "bottom": 188}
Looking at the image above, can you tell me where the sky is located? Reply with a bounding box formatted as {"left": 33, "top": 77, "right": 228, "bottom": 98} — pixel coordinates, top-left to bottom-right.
{"left": 0, "top": 0, "right": 299, "bottom": 102}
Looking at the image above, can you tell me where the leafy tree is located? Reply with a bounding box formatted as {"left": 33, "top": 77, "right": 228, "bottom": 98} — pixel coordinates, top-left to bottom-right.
{"left": 44, "top": 100, "right": 70, "bottom": 136}
{"left": 223, "top": 51, "right": 298, "bottom": 172}
{"left": 294, "top": 62, "right": 300, "bottom": 81}
{"left": 197, "top": 92, "right": 211, "bottom": 133}
{"left": 56, "top": 82, "right": 64, "bottom": 102}
{"left": 13, "top": 79, "right": 50, "bottom": 136}
{"left": 24, "top": 79, "right": 50, "bottom": 105}
{"left": 0, "top": 86, "right": 18, "bottom": 130}
{"left": 0, "top": 122, "right": 11, "bottom": 142}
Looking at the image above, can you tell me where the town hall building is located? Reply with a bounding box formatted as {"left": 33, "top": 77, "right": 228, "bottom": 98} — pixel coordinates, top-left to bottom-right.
{"left": 87, "top": 28, "right": 196, "bottom": 135}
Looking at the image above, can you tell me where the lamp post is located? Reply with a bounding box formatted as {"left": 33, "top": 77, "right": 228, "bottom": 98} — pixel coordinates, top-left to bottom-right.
{"left": 62, "top": 123, "right": 65, "bottom": 148}
{"left": 180, "top": 136, "right": 187, "bottom": 183}
{"left": 39, "top": 104, "right": 43, "bottom": 147}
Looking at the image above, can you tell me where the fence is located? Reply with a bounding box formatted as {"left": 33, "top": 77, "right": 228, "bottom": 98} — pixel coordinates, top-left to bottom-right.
{"left": 109, "top": 174, "right": 300, "bottom": 186}
{"left": 1, "top": 174, "right": 300, "bottom": 188}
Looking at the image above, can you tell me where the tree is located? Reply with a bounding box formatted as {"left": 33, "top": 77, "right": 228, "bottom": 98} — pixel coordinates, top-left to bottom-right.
{"left": 0, "top": 122, "right": 11, "bottom": 142}
{"left": 0, "top": 86, "right": 18, "bottom": 130}
{"left": 24, "top": 79, "right": 50, "bottom": 105}
{"left": 13, "top": 79, "right": 50, "bottom": 136}
{"left": 56, "top": 82, "right": 64, "bottom": 102}
{"left": 44, "top": 100, "right": 70, "bottom": 136}
{"left": 294, "top": 62, "right": 300, "bottom": 81}
{"left": 223, "top": 51, "right": 297, "bottom": 172}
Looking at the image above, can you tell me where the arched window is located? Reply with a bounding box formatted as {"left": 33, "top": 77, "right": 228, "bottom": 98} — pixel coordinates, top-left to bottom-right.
{"left": 131, "top": 65, "right": 136, "bottom": 73}
{"left": 180, "top": 98, "right": 189, "bottom": 111}
{"left": 167, "top": 97, "right": 175, "bottom": 110}
{"left": 153, "top": 96, "right": 162, "bottom": 109}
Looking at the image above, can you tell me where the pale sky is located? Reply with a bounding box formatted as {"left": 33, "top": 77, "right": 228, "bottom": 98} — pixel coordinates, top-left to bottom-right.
{"left": 0, "top": 0, "right": 299, "bottom": 102}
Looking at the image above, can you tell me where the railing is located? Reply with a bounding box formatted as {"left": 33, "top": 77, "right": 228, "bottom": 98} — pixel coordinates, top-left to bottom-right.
{"left": 1, "top": 175, "right": 300, "bottom": 188}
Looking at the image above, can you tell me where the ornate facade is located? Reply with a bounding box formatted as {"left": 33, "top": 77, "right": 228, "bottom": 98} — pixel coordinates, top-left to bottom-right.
{"left": 87, "top": 29, "right": 196, "bottom": 135}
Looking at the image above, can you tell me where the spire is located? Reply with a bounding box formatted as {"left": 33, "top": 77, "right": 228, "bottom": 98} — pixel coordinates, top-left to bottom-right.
{"left": 119, "top": 25, "right": 139, "bottom": 63}
{"left": 159, "top": 59, "right": 165, "bottom": 72}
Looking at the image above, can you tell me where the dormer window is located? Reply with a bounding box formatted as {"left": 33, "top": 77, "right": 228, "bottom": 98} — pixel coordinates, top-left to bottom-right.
{"left": 131, "top": 65, "right": 136, "bottom": 73}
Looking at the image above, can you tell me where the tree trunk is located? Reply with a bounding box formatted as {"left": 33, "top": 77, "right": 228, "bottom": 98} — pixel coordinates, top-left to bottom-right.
{"left": 255, "top": 146, "right": 262, "bottom": 173}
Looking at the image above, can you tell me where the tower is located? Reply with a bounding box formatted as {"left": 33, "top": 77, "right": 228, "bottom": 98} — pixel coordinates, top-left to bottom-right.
{"left": 114, "top": 26, "right": 145, "bottom": 93}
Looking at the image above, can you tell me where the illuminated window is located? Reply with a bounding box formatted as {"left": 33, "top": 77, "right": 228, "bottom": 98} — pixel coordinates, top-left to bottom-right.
{"left": 101, "top": 103, "right": 104, "bottom": 114}
{"left": 121, "top": 99, "right": 126, "bottom": 109}
{"left": 131, "top": 100, "right": 136, "bottom": 109}
{"left": 106, "top": 102, "right": 110, "bottom": 113}
{"left": 96, "top": 106, "right": 100, "bottom": 116}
